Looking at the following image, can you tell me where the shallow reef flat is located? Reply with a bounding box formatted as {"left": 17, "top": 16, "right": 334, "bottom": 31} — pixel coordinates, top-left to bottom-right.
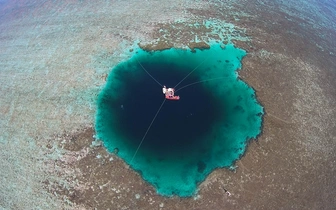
{"left": 0, "top": 0, "right": 335, "bottom": 209}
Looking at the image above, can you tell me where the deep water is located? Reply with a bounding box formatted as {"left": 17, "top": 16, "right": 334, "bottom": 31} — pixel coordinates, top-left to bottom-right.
{"left": 95, "top": 43, "right": 264, "bottom": 197}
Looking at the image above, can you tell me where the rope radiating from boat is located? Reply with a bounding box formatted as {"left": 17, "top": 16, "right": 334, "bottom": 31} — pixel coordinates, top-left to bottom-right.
{"left": 174, "top": 56, "right": 209, "bottom": 89}
{"left": 130, "top": 98, "right": 166, "bottom": 163}
{"left": 136, "top": 57, "right": 163, "bottom": 87}
{"left": 175, "top": 76, "right": 227, "bottom": 92}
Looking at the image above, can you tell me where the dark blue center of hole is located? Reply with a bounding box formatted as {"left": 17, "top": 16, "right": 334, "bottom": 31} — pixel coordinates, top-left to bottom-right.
{"left": 114, "top": 61, "right": 223, "bottom": 157}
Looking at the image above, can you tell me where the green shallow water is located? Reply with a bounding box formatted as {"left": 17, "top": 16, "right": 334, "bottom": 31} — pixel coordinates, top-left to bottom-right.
{"left": 95, "top": 43, "right": 264, "bottom": 197}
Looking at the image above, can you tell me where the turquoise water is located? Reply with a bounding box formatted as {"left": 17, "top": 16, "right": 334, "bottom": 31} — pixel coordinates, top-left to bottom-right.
{"left": 95, "top": 43, "right": 264, "bottom": 197}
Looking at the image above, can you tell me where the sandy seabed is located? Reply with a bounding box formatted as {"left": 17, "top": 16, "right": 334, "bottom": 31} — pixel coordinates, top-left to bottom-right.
{"left": 0, "top": 0, "right": 335, "bottom": 209}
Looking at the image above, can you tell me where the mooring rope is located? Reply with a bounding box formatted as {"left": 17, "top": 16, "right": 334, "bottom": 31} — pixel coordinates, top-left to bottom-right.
{"left": 175, "top": 76, "right": 227, "bottom": 92}
{"left": 174, "top": 56, "right": 209, "bottom": 89}
{"left": 136, "top": 57, "right": 163, "bottom": 87}
{"left": 130, "top": 98, "right": 166, "bottom": 163}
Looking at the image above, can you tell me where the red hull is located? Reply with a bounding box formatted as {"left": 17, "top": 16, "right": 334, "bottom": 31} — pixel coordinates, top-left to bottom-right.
{"left": 165, "top": 95, "right": 180, "bottom": 100}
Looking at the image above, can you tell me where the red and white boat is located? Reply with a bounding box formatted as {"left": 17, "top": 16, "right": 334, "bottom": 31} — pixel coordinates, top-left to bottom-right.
{"left": 162, "top": 86, "right": 180, "bottom": 100}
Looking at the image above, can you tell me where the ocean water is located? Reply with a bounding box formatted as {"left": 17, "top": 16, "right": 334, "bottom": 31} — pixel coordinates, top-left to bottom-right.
{"left": 95, "top": 43, "right": 264, "bottom": 197}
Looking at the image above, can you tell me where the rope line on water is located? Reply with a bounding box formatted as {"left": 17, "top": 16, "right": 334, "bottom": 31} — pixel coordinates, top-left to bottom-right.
{"left": 174, "top": 56, "right": 210, "bottom": 89}
{"left": 136, "top": 57, "right": 163, "bottom": 87}
{"left": 175, "top": 76, "right": 228, "bottom": 92}
{"left": 130, "top": 98, "right": 166, "bottom": 163}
